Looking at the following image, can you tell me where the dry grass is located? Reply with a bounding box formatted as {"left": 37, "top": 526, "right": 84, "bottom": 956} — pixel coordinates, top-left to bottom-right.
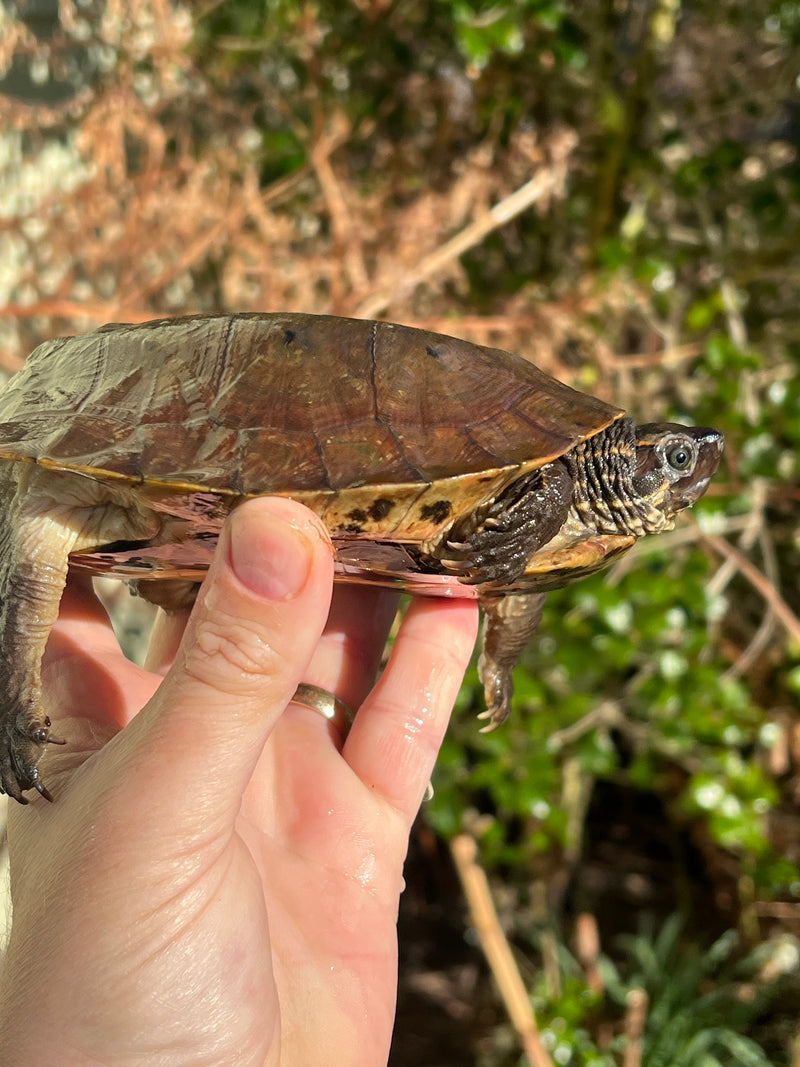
{"left": 0, "top": 0, "right": 700, "bottom": 421}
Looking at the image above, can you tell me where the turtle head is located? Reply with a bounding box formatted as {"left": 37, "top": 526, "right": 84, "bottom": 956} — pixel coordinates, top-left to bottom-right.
{"left": 632, "top": 423, "right": 724, "bottom": 520}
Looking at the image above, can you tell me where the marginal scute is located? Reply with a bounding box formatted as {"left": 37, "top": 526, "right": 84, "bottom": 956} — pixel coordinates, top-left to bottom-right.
{"left": 420, "top": 499, "right": 453, "bottom": 524}
{"left": 368, "top": 497, "right": 394, "bottom": 522}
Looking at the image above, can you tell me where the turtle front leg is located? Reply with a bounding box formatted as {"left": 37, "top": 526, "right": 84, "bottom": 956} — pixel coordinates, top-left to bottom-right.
{"left": 477, "top": 592, "right": 547, "bottom": 730}
{"left": 439, "top": 462, "right": 573, "bottom": 585}
{"left": 429, "top": 462, "right": 571, "bottom": 729}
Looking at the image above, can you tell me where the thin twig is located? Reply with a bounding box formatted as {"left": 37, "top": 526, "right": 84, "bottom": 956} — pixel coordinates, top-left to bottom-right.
{"left": 355, "top": 171, "right": 558, "bottom": 317}
{"left": 706, "top": 480, "right": 769, "bottom": 598}
{"left": 604, "top": 511, "right": 749, "bottom": 586}
{"left": 450, "top": 834, "right": 554, "bottom": 1067}
{"left": 310, "top": 112, "right": 369, "bottom": 304}
{"left": 574, "top": 912, "right": 604, "bottom": 994}
{"left": 354, "top": 131, "right": 576, "bottom": 319}
{"left": 548, "top": 701, "right": 706, "bottom": 775}
{"left": 723, "top": 537, "right": 780, "bottom": 678}
{"left": 704, "top": 534, "right": 800, "bottom": 646}
{"left": 603, "top": 342, "right": 705, "bottom": 369}
{"left": 622, "top": 988, "right": 648, "bottom": 1067}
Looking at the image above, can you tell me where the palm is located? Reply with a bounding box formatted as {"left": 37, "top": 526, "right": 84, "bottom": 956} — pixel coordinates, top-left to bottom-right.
{"left": 242, "top": 727, "right": 405, "bottom": 1063}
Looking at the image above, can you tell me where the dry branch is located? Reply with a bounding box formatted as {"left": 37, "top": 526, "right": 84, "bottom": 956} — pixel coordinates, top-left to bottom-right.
{"left": 354, "top": 129, "right": 576, "bottom": 319}
{"left": 622, "top": 988, "right": 648, "bottom": 1067}
{"left": 705, "top": 534, "right": 800, "bottom": 647}
{"left": 450, "top": 834, "right": 554, "bottom": 1067}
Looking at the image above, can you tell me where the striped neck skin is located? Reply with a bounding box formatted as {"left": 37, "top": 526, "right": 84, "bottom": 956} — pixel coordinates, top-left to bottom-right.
{"left": 562, "top": 417, "right": 671, "bottom": 538}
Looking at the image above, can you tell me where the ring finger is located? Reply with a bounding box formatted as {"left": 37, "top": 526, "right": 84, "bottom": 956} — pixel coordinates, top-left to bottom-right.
{"left": 289, "top": 583, "right": 400, "bottom": 732}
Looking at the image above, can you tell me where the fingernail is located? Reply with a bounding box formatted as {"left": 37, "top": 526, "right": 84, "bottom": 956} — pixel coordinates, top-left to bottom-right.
{"left": 229, "top": 503, "right": 314, "bottom": 600}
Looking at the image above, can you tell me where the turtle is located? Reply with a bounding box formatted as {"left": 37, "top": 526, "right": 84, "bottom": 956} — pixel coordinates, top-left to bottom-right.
{"left": 0, "top": 313, "right": 723, "bottom": 803}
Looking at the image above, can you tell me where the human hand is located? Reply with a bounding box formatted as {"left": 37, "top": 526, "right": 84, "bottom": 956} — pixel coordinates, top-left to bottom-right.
{"left": 0, "top": 497, "right": 478, "bottom": 1067}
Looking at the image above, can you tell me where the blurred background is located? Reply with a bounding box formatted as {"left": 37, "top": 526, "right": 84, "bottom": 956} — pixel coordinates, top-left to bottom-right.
{"left": 1, "top": 1, "right": 799, "bottom": 1063}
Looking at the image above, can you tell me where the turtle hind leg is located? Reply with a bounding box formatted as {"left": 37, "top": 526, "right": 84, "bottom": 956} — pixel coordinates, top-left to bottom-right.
{"left": 477, "top": 591, "right": 547, "bottom": 730}
{"left": 0, "top": 465, "right": 159, "bottom": 802}
{"left": 438, "top": 461, "right": 573, "bottom": 585}
{"left": 0, "top": 488, "right": 81, "bottom": 802}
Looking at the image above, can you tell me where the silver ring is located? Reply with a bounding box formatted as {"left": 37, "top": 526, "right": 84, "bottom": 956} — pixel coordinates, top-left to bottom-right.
{"left": 292, "top": 683, "right": 355, "bottom": 737}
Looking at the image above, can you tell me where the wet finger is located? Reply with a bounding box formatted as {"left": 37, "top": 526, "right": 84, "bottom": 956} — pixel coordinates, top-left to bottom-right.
{"left": 343, "top": 596, "right": 478, "bottom": 824}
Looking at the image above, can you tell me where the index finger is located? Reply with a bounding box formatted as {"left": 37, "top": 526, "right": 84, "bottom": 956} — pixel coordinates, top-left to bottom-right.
{"left": 343, "top": 596, "right": 478, "bottom": 823}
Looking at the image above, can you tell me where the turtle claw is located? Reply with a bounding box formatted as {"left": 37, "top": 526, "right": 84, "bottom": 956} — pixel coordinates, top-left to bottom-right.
{"left": 440, "top": 557, "right": 471, "bottom": 572}
{"left": 34, "top": 779, "right": 54, "bottom": 803}
{"left": 439, "top": 558, "right": 482, "bottom": 582}
{"left": 0, "top": 714, "right": 64, "bottom": 803}
{"left": 477, "top": 705, "right": 510, "bottom": 732}
{"left": 445, "top": 539, "right": 471, "bottom": 553}
{"left": 30, "top": 716, "right": 66, "bottom": 747}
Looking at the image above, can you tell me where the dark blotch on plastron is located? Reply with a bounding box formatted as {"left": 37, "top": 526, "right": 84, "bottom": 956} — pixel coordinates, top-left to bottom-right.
{"left": 284, "top": 330, "right": 296, "bottom": 344}
{"left": 368, "top": 497, "right": 394, "bottom": 522}
{"left": 420, "top": 499, "right": 452, "bottom": 524}
{"left": 347, "top": 508, "right": 368, "bottom": 524}
{"left": 425, "top": 345, "right": 442, "bottom": 359}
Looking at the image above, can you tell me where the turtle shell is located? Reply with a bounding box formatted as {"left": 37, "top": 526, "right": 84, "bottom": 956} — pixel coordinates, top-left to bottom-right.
{"left": 0, "top": 313, "right": 623, "bottom": 553}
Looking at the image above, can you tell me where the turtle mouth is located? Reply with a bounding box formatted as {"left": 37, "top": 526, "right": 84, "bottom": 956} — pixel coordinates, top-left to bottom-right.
{"left": 695, "top": 428, "right": 725, "bottom": 457}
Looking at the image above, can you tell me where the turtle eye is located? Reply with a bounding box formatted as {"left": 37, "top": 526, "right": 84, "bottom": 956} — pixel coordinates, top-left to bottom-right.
{"left": 666, "top": 441, "right": 695, "bottom": 473}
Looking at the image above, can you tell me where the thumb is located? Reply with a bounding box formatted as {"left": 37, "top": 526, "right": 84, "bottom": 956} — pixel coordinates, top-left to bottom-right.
{"left": 120, "top": 496, "right": 334, "bottom": 825}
